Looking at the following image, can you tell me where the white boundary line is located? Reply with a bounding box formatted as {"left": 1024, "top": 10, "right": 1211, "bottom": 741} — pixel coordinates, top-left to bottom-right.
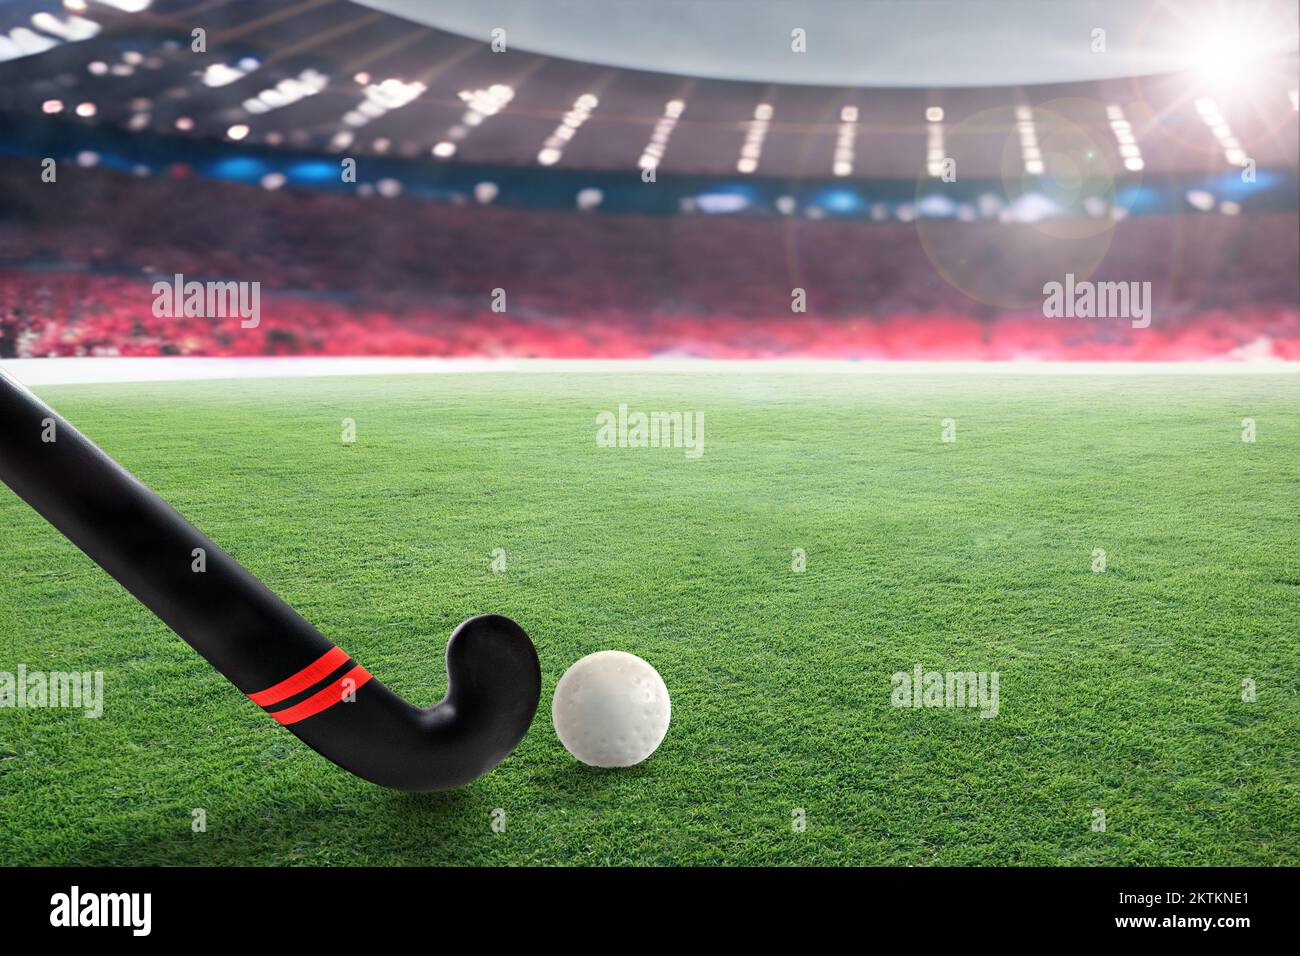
{"left": 3, "top": 356, "right": 1298, "bottom": 386}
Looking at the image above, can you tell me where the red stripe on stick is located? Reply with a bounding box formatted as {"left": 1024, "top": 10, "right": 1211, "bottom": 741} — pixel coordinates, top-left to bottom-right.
{"left": 269, "top": 666, "right": 373, "bottom": 725}
{"left": 248, "top": 646, "right": 350, "bottom": 706}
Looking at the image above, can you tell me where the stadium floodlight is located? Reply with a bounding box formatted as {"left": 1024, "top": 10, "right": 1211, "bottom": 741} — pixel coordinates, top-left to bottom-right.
{"left": 91, "top": 0, "right": 153, "bottom": 11}
{"left": 1178, "top": 9, "right": 1298, "bottom": 99}
{"left": 926, "top": 108, "right": 946, "bottom": 178}
{"left": 31, "top": 12, "right": 99, "bottom": 41}
{"left": 1188, "top": 21, "right": 1262, "bottom": 91}
{"left": 537, "top": 93, "right": 599, "bottom": 166}
{"left": 737, "top": 102, "right": 773, "bottom": 174}
{"left": 834, "top": 106, "right": 857, "bottom": 177}
{"left": 1106, "top": 104, "right": 1145, "bottom": 173}
{"left": 1014, "top": 106, "right": 1043, "bottom": 175}
{"left": 639, "top": 99, "right": 686, "bottom": 172}
{"left": 0, "top": 28, "right": 58, "bottom": 61}
{"left": 1194, "top": 97, "right": 1249, "bottom": 167}
{"left": 202, "top": 59, "right": 259, "bottom": 88}
{"left": 0, "top": 372, "right": 541, "bottom": 790}
{"left": 432, "top": 85, "right": 513, "bottom": 157}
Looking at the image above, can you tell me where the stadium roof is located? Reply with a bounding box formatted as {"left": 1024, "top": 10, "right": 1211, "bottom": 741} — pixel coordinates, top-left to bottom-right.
{"left": 0, "top": 0, "right": 1295, "bottom": 179}
{"left": 361, "top": 0, "right": 1300, "bottom": 88}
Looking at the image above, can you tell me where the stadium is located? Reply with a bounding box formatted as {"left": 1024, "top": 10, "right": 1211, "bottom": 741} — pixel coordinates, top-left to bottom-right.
{"left": 0, "top": 0, "right": 1297, "bottom": 870}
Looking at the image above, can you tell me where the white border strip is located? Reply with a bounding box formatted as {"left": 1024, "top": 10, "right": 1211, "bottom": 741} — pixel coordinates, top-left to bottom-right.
{"left": 3, "top": 357, "right": 1298, "bottom": 386}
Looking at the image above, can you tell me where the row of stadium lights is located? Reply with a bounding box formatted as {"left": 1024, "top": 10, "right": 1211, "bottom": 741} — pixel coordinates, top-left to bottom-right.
{"left": 538, "top": 93, "right": 601, "bottom": 166}
{"left": 0, "top": 0, "right": 146, "bottom": 63}
{"left": 638, "top": 99, "right": 686, "bottom": 173}
{"left": 36, "top": 20, "right": 1299, "bottom": 178}
{"left": 46, "top": 66, "right": 1282, "bottom": 185}
{"left": 63, "top": 0, "right": 151, "bottom": 8}
{"left": 1106, "top": 104, "right": 1144, "bottom": 171}
{"left": 738, "top": 102, "right": 946, "bottom": 178}
{"left": 1193, "top": 98, "right": 1246, "bottom": 166}
{"left": 737, "top": 103, "right": 774, "bottom": 174}
{"left": 342, "top": 77, "right": 426, "bottom": 130}
{"left": 833, "top": 106, "right": 858, "bottom": 177}
{"left": 1014, "top": 106, "right": 1044, "bottom": 176}
{"left": 51, "top": 77, "right": 1300, "bottom": 179}
{"left": 740, "top": 101, "right": 1150, "bottom": 177}
{"left": 431, "top": 84, "right": 515, "bottom": 158}
{"left": 249, "top": 71, "right": 326, "bottom": 133}
{"left": 37, "top": 0, "right": 1300, "bottom": 171}
{"left": 2, "top": 0, "right": 167, "bottom": 62}
{"left": 48, "top": 76, "right": 1216, "bottom": 183}
{"left": 925, "top": 107, "right": 946, "bottom": 177}
{"left": 0, "top": 25, "right": 62, "bottom": 62}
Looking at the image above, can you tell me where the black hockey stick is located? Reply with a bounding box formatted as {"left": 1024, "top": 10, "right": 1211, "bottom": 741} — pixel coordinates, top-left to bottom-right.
{"left": 0, "top": 370, "right": 540, "bottom": 790}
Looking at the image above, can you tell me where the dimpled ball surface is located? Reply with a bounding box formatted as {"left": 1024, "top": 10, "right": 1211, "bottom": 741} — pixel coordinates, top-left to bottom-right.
{"left": 552, "top": 651, "right": 671, "bottom": 767}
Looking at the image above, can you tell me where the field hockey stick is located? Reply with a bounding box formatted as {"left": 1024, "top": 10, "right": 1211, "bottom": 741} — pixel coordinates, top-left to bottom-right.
{"left": 0, "top": 370, "right": 541, "bottom": 790}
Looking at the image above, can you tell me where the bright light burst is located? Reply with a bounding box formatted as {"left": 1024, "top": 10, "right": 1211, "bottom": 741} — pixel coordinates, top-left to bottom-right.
{"left": 1172, "top": 1, "right": 1298, "bottom": 100}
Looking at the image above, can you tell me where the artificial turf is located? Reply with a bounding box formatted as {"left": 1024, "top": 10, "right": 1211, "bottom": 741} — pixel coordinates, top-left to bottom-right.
{"left": 0, "top": 371, "right": 1296, "bottom": 865}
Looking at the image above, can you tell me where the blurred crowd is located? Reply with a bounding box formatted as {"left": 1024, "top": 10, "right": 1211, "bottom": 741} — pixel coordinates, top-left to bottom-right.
{"left": 0, "top": 160, "right": 1296, "bottom": 360}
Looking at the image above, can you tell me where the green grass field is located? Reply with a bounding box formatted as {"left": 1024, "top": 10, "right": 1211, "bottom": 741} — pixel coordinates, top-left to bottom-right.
{"left": 1, "top": 371, "right": 1296, "bottom": 866}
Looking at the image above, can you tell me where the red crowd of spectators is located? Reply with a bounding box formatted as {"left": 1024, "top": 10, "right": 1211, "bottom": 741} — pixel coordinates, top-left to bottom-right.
{"left": 0, "top": 160, "right": 1296, "bottom": 360}
{"left": 4, "top": 269, "right": 1296, "bottom": 360}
